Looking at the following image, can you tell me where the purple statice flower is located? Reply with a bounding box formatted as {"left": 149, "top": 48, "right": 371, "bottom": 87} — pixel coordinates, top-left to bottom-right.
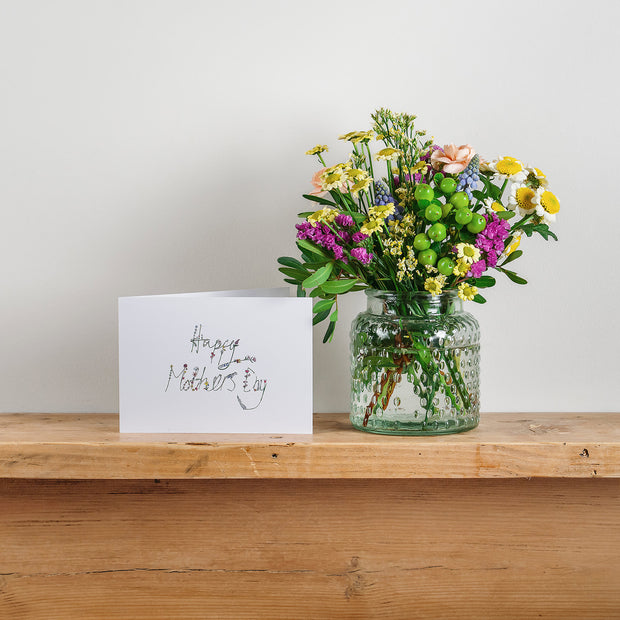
{"left": 467, "top": 259, "right": 487, "bottom": 279}
{"left": 295, "top": 222, "right": 313, "bottom": 240}
{"left": 337, "top": 230, "right": 351, "bottom": 244}
{"left": 350, "top": 247, "right": 373, "bottom": 265}
{"left": 352, "top": 232, "right": 369, "bottom": 243}
{"left": 332, "top": 244, "right": 345, "bottom": 261}
{"left": 486, "top": 252, "right": 498, "bottom": 268}
{"left": 475, "top": 235, "right": 494, "bottom": 253}
{"left": 470, "top": 213, "right": 510, "bottom": 275}
{"left": 335, "top": 214, "right": 354, "bottom": 227}
{"left": 420, "top": 145, "right": 442, "bottom": 161}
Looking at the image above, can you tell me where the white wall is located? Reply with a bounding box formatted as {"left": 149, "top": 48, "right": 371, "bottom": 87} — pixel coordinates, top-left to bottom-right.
{"left": 1, "top": 0, "right": 618, "bottom": 413}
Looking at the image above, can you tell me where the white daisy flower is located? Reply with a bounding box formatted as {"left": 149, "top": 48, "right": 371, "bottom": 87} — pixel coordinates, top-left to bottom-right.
{"left": 535, "top": 188, "right": 560, "bottom": 224}
{"left": 508, "top": 182, "right": 538, "bottom": 216}
{"left": 486, "top": 156, "right": 527, "bottom": 183}
{"left": 483, "top": 197, "right": 506, "bottom": 214}
{"left": 524, "top": 165, "right": 549, "bottom": 188}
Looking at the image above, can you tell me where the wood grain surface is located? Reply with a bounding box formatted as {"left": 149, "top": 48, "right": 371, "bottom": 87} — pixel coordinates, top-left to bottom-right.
{"left": 1, "top": 412, "right": 620, "bottom": 479}
{"left": 1, "top": 478, "right": 619, "bottom": 619}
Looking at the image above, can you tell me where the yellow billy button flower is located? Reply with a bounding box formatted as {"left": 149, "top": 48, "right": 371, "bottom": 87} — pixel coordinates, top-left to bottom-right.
{"left": 424, "top": 277, "right": 443, "bottom": 296}
{"left": 375, "top": 147, "right": 402, "bottom": 161}
{"left": 508, "top": 183, "right": 538, "bottom": 216}
{"left": 305, "top": 144, "right": 328, "bottom": 156}
{"left": 455, "top": 243, "right": 481, "bottom": 265}
{"left": 360, "top": 218, "right": 383, "bottom": 235}
{"left": 458, "top": 282, "right": 478, "bottom": 301}
{"left": 307, "top": 208, "right": 338, "bottom": 226}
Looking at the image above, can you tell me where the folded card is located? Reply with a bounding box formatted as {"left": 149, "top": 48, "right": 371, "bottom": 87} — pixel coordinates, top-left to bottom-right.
{"left": 119, "top": 289, "right": 313, "bottom": 433}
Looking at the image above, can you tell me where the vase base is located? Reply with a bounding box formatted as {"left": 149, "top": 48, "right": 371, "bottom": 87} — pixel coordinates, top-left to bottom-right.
{"left": 349, "top": 414, "right": 479, "bottom": 436}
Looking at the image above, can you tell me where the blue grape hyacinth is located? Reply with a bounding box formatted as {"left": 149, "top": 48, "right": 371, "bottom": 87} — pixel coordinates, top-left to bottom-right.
{"left": 374, "top": 179, "right": 403, "bottom": 221}
{"left": 457, "top": 154, "right": 480, "bottom": 200}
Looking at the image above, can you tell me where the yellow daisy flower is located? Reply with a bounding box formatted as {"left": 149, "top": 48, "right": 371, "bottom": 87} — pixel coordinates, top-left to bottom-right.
{"left": 375, "top": 147, "right": 402, "bottom": 161}
{"left": 338, "top": 130, "right": 375, "bottom": 144}
{"left": 305, "top": 145, "right": 328, "bottom": 156}
{"left": 369, "top": 203, "right": 395, "bottom": 219}
{"left": 307, "top": 208, "right": 338, "bottom": 226}
{"left": 455, "top": 243, "right": 481, "bottom": 265}
{"left": 350, "top": 177, "right": 373, "bottom": 196}
{"left": 453, "top": 258, "right": 471, "bottom": 277}
{"left": 424, "top": 277, "right": 443, "bottom": 296}
{"left": 458, "top": 282, "right": 478, "bottom": 301}
{"left": 345, "top": 168, "right": 368, "bottom": 180}
{"left": 360, "top": 218, "right": 383, "bottom": 235}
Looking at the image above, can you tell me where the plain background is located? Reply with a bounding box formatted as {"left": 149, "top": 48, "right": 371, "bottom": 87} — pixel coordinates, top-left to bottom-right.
{"left": 1, "top": 0, "right": 618, "bottom": 414}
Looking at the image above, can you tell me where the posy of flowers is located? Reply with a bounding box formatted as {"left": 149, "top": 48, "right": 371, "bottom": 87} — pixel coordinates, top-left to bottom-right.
{"left": 278, "top": 109, "right": 559, "bottom": 342}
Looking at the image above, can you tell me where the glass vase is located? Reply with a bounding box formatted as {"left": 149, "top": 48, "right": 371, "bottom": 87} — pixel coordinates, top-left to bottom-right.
{"left": 350, "top": 289, "right": 480, "bottom": 435}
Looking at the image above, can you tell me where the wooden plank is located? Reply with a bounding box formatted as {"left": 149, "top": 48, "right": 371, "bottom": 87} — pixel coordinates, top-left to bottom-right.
{"left": 1, "top": 478, "right": 619, "bottom": 619}
{"left": 1, "top": 413, "right": 620, "bottom": 479}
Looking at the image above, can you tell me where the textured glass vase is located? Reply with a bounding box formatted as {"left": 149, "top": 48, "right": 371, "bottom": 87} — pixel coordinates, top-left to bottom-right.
{"left": 350, "top": 289, "right": 480, "bottom": 435}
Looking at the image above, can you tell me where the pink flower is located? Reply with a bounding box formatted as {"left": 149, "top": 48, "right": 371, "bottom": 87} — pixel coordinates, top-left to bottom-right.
{"left": 430, "top": 144, "right": 476, "bottom": 174}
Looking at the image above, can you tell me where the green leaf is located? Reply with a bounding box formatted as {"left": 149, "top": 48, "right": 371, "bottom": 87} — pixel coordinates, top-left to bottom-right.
{"left": 459, "top": 230, "right": 476, "bottom": 244}
{"left": 322, "top": 320, "right": 336, "bottom": 343}
{"left": 349, "top": 212, "right": 367, "bottom": 223}
{"left": 530, "top": 223, "right": 558, "bottom": 241}
{"left": 302, "top": 262, "right": 334, "bottom": 289}
{"left": 473, "top": 293, "right": 487, "bottom": 304}
{"left": 296, "top": 211, "right": 314, "bottom": 218}
{"left": 302, "top": 193, "right": 337, "bottom": 207}
{"left": 473, "top": 275, "right": 496, "bottom": 288}
{"left": 499, "top": 268, "right": 528, "bottom": 285}
{"left": 309, "top": 288, "right": 325, "bottom": 298}
{"left": 277, "top": 256, "right": 306, "bottom": 270}
{"left": 312, "top": 298, "right": 335, "bottom": 314}
{"left": 496, "top": 210, "right": 515, "bottom": 220}
{"left": 329, "top": 309, "right": 338, "bottom": 323}
{"left": 320, "top": 279, "right": 358, "bottom": 294}
{"left": 499, "top": 249, "right": 523, "bottom": 266}
{"left": 313, "top": 309, "right": 331, "bottom": 325}
{"left": 283, "top": 278, "right": 298, "bottom": 286}
{"left": 296, "top": 239, "right": 330, "bottom": 258}
{"left": 278, "top": 267, "right": 307, "bottom": 281}
{"left": 296, "top": 285, "right": 305, "bottom": 297}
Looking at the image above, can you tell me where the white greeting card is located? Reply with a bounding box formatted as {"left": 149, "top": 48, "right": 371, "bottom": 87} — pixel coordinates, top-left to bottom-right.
{"left": 119, "top": 289, "right": 313, "bottom": 433}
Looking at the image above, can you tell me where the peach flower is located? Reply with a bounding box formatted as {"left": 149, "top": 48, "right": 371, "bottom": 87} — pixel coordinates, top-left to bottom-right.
{"left": 430, "top": 144, "right": 476, "bottom": 174}
{"left": 309, "top": 167, "right": 328, "bottom": 196}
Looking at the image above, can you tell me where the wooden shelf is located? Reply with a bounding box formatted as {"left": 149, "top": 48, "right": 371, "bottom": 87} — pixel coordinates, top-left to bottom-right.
{"left": 1, "top": 412, "right": 619, "bottom": 479}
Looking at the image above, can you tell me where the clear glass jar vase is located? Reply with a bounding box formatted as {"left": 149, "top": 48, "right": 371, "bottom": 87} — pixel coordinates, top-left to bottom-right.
{"left": 350, "top": 289, "right": 480, "bottom": 435}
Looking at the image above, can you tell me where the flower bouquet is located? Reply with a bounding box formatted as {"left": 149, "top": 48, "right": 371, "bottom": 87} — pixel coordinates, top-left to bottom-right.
{"left": 278, "top": 109, "right": 559, "bottom": 434}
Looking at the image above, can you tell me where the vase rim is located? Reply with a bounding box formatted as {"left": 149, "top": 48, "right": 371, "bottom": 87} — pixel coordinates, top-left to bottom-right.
{"left": 365, "top": 288, "right": 459, "bottom": 298}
